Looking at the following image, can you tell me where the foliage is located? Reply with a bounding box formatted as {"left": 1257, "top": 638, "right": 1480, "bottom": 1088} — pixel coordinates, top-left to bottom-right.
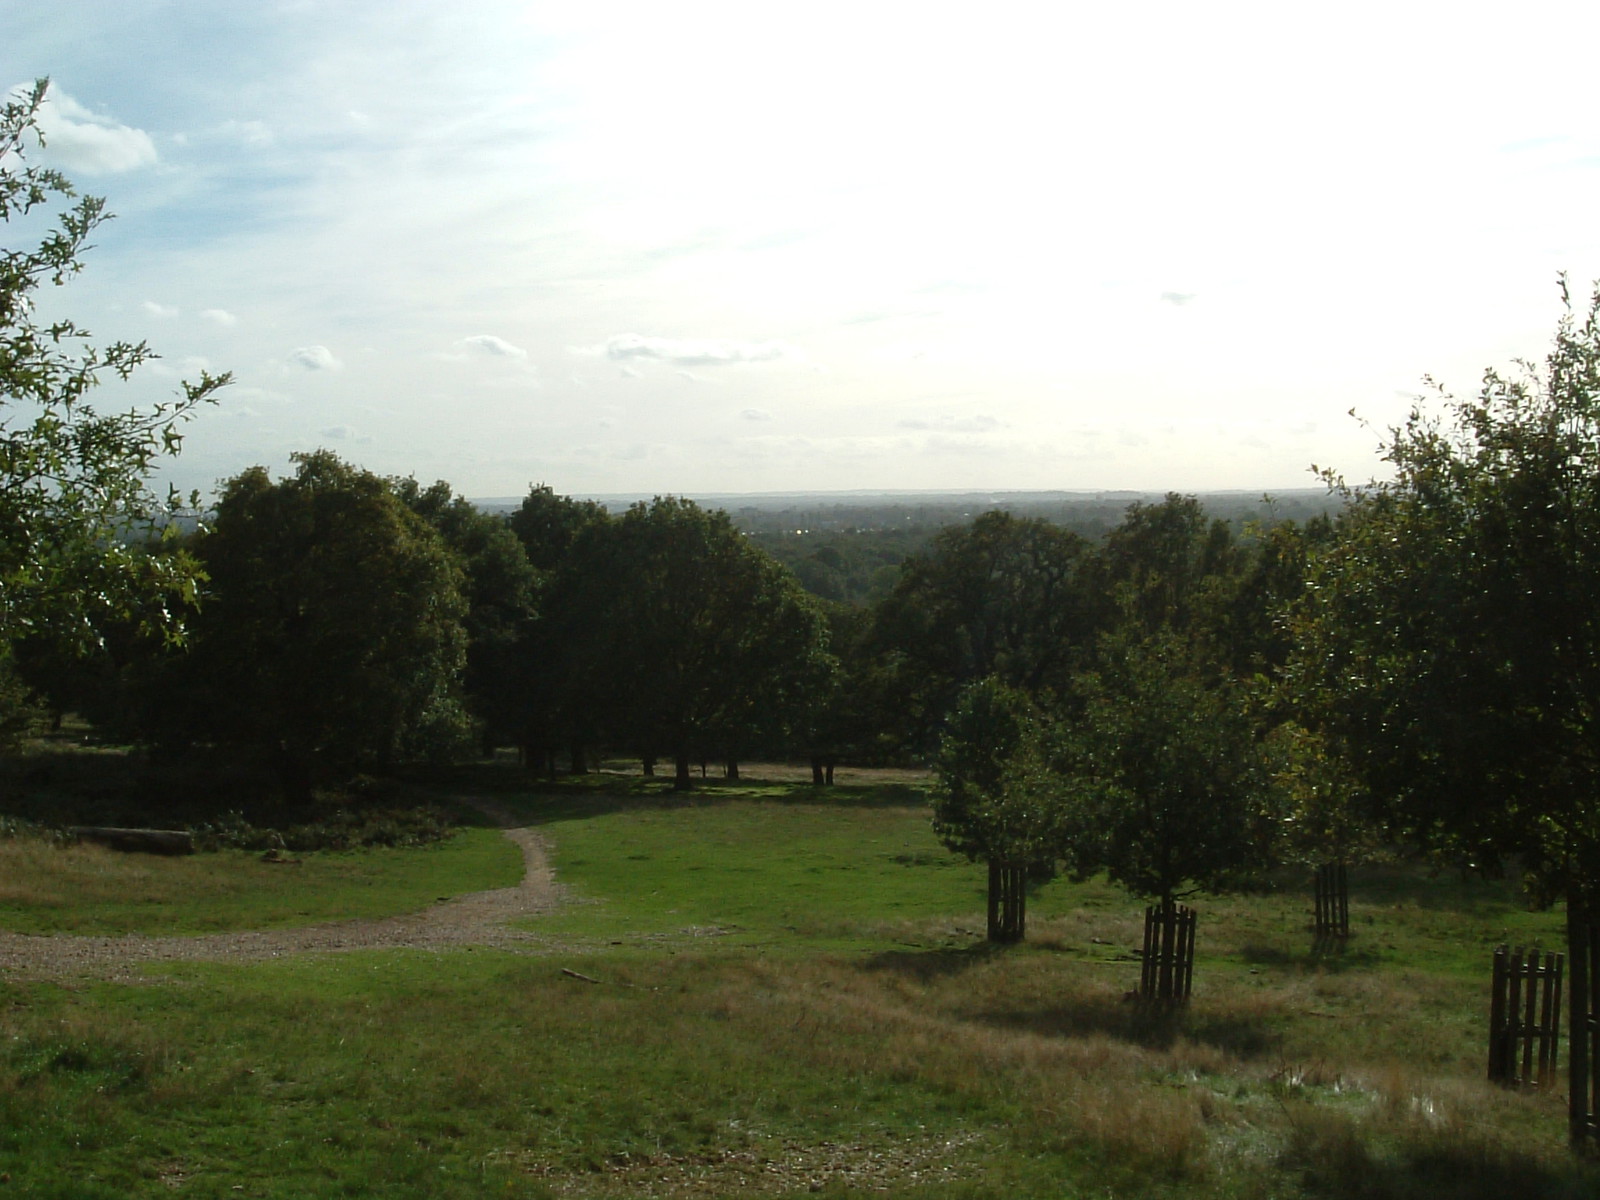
{"left": 392, "top": 477, "right": 538, "bottom": 752}
{"left": 1266, "top": 719, "right": 1385, "bottom": 868}
{"left": 554, "top": 496, "right": 836, "bottom": 785}
{"left": 1289, "top": 280, "right": 1600, "bottom": 901}
{"left": 507, "top": 482, "right": 607, "bottom": 573}
{"left": 157, "top": 452, "right": 470, "bottom": 799}
{"left": 0, "top": 81, "right": 228, "bottom": 656}
{"left": 502, "top": 483, "right": 612, "bottom": 771}
{"left": 1094, "top": 493, "right": 1241, "bottom": 638}
{"left": 189, "top": 802, "right": 457, "bottom": 853}
{"left": 0, "top": 656, "right": 43, "bottom": 748}
{"left": 930, "top": 676, "right": 1060, "bottom": 867}
{"left": 870, "top": 511, "right": 1093, "bottom": 753}
{"left": 1055, "top": 631, "right": 1281, "bottom": 907}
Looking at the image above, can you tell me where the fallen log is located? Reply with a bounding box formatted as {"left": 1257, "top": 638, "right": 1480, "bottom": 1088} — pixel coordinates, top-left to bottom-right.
{"left": 68, "top": 826, "right": 195, "bottom": 856}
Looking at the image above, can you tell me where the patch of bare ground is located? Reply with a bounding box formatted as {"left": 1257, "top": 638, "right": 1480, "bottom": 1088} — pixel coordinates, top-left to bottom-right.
{"left": 508, "top": 1131, "right": 987, "bottom": 1196}
{"left": 0, "top": 806, "right": 572, "bottom": 981}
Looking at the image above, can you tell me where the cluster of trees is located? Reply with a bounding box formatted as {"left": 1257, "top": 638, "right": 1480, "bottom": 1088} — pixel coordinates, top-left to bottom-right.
{"left": 898, "top": 495, "right": 1318, "bottom": 938}
{"left": 915, "top": 278, "right": 1600, "bottom": 1014}
{"left": 15, "top": 461, "right": 842, "bottom": 803}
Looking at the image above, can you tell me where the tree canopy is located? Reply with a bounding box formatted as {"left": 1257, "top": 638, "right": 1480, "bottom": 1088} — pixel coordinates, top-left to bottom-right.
{"left": 870, "top": 511, "right": 1093, "bottom": 754}
{"left": 555, "top": 497, "right": 835, "bottom": 788}
{"left": 1054, "top": 630, "right": 1279, "bottom": 908}
{"left": 166, "top": 453, "right": 469, "bottom": 800}
{"left": 1290, "top": 280, "right": 1600, "bottom": 904}
{"left": 0, "top": 81, "right": 228, "bottom": 656}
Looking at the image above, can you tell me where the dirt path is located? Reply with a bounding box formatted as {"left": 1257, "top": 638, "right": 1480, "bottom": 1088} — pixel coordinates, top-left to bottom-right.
{"left": 0, "top": 812, "right": 571, "bottom": 982}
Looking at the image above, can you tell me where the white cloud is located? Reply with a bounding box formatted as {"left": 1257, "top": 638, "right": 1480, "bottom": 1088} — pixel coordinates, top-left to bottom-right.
{"left": 898, "top": 415, "right": 1002, "bottom": 433}
{"left": 290, "top": 345, "right": 342, "bottom": 371}
{"left": 200, "top": 308, "right": 238, "bottom": 327}
{"left": 141, "top": 300, "right": 178, "bottom": 318}
{"left": 1161, "top": 292, "right": 1197, "bottom": 306}
{"left": 319, "top": 425, "right": 373, "bottom": 444}
{"left": 218, "top": 118, "right": 274, "bottom": 148}
{"left": 589, "top": 334, "right": 794, "bottom": 366}
{"left": 741, "top": 408, "right": 772, "bottom": 421}
{"left": 30, "top": 87, "right": 157, "bottom": 174}
{"left": 145, "top": 354, "right": 212, "bottom": 380}
{"left": 458, "top": 334, "right": 528, "bottom": 359}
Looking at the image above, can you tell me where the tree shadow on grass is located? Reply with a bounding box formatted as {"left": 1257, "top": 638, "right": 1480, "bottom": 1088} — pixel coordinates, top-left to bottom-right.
{"left": 962, "top": 990, "right": 1283, "bottom": 1059}
{"left": 1240, "top": 938, "right": 1385, "bottom": 974}
{"left": 1282, "top": 1118, "right": 1600, "bottom": 1200}
{"left": 1347, "top": 862, "right": 1538, "bottom": 919}
{"left": 859, "top": 943, "right": 1010, "bottom": 984}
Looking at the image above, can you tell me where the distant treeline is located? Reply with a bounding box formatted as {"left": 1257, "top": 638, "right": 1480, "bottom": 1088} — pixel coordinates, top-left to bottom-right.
{"left": 733, "top": 489, "right": 1346, "bottom": 607}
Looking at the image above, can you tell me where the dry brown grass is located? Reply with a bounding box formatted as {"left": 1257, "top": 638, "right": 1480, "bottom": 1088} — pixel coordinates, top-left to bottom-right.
{"left": 0, "top": 838, "right": 169, "bottom": 908}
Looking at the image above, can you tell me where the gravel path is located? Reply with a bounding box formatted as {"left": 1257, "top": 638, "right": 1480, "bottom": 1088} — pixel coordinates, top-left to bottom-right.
{"left": 0, "top": 816, "right": 571, "bottom": 982}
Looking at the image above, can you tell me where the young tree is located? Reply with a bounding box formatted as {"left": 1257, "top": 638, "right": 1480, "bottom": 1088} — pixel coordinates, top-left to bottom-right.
{"left": 931, "top": 676, "right": 1061, "bottom": 942}
{"left": 1, "top": 81, "right": 227, "bottom": 708}
{"left": 1288, "top": 280, "right": 1600, "bottom": 1142}
{"left": 1055, "top": 630, "right": 1280, "bottom": 911}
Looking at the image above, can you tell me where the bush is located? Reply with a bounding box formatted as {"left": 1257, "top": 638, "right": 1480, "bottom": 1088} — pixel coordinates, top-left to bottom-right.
{"left": 189, "top": 804, "right": 456, "bottom": 853}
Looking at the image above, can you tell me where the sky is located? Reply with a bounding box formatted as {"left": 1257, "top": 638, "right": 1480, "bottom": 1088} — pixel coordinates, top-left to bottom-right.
{"left": 7, "top": 1, "right": 1600, "bottom": 502}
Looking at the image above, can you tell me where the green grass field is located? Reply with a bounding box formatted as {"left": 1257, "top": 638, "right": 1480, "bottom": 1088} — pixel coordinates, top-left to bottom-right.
{"left": 0, "top": 825, "right": 521, "bottom": 935}
{"left": 1, "top": 768, "right": 1595, "bottom": 1198}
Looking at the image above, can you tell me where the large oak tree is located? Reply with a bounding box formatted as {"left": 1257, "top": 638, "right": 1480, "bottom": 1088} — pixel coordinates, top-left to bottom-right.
{"left": 560, "top": 497, "right": 835, "bottom": 788}
{"left": 1290, "top": 281, "right": 1600, "bottom": 1141}
{"left": 170, "top": 453, "right": 469, "bottom": 800}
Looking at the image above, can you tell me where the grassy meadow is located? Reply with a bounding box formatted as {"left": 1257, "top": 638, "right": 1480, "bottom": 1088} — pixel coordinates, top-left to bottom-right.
{"left": 0, "top": 825, "right": 521, "bottom": 936}
{"left": 1, "top": 766, "right": 1597, "bottom": 1198}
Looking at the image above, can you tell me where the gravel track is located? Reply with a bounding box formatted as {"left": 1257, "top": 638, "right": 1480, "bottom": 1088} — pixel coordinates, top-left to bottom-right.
{"left": 0, "top": 817, "right": 570, "bottom": 982}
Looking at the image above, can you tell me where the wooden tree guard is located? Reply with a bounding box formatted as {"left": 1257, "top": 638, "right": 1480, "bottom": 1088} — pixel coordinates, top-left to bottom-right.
{"left": 987, "top": 861, "right": 1026, "bottom": 943}
{"left": 1488, "top": 945, "right": 1564, "bottom": 1089}
{"left": 1140, "top": 903, "right": 1197, "bottom": 1002}
{"left": 1313, "top": 861, "right": 1349, "bottom": 938}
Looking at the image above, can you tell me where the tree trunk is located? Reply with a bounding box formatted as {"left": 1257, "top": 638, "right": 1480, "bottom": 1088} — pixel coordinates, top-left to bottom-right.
{"left": 811, "top": 756, "right": 825, "bottom": 786}
{"left": 674, "top": 752, "right": 693, "bottom": 791}
{"left": 570, "top": 744, "right": 588, "bottom": 775}
{"left": 824, "top": 760, "right": 835, "bottom": 786}
{"left": 642, "top": 756, "right": 655, "bottom": 777}
{"left": 1570, "top": 882, "right": 1593, "bottom": 1148}
{"left": 725, "top": 759, "right": 739, "bottom": 780}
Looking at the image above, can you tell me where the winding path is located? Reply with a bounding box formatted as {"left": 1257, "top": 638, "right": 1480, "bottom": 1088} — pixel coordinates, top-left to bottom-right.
{"left": 0, "top": 816, "right": 570, "bottom": 981}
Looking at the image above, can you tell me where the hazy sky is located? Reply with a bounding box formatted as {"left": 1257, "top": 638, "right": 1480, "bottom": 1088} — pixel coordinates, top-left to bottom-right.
{"left": 9, "top": 1, "right": 1600, "bottom": 501}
